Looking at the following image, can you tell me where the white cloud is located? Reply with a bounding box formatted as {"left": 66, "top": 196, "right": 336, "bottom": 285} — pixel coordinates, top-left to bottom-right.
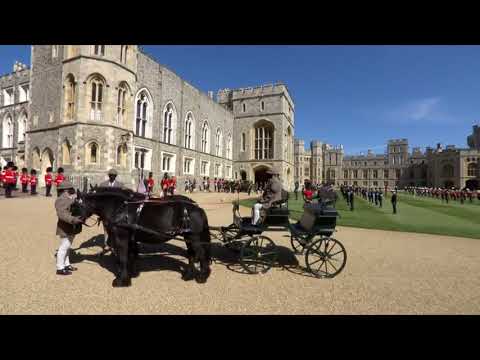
{"left": 387, "top": 97, "right": 454, "bottom": 123}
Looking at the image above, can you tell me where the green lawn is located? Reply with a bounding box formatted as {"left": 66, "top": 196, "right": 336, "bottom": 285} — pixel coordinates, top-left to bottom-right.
{"left": 239, "top": 192, "right": 480, "bottom": 239}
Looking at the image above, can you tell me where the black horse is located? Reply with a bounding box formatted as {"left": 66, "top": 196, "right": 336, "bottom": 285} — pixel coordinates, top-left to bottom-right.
{"left": 75, "top": 187, "right": 211, "bottom": 287}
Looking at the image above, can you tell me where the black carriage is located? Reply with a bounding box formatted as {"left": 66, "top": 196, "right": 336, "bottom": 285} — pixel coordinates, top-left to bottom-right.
{"left": 210, "top": 197, "right": 347, "bottom": 278}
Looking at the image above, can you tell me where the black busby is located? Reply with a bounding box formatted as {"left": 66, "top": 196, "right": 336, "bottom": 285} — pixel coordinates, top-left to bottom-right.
{"left": 46, "top": 167, "right": 53, "bottom": 172}
{"left": 57, "top": 167, "right": 64, "bottom": 173}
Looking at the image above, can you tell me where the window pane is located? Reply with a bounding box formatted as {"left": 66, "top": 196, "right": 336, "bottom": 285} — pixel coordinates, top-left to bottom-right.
{"left": 97, "top": 84, "right": 103, "bottom": 102}
{"left": 91, "top": 83, "right": 96, "bottom": 101}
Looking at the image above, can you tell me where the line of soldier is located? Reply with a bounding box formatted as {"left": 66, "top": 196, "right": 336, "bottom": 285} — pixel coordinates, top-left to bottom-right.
{"left": 1, "top": 162, "right": 65, "bottom": 198}
{"left": 340, "top": 185, "right": 398, "bottom": 214}
{"left": 404, "top": 186, "right": 480, "bottom": 204}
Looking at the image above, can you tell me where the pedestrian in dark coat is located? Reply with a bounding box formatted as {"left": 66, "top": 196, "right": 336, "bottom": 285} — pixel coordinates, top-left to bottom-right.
{"left": 391, "top": 190, "right": 398, "bottom": 214}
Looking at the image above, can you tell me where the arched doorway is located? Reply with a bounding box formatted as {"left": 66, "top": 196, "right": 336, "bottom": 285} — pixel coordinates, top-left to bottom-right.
{"left": 40, "top": 148, "right": 54, "bottom": 187}
{"left": 466, "top": 179, "right": 479, "bottom": 190}
{"left": 254, "top": 166, "right": 272, "bottom": 188}
{"left": 31, "top": 148, "right": 41, "bottom": 170}
{"left": 240, "top": 170, "right": 247, "bottom": 181}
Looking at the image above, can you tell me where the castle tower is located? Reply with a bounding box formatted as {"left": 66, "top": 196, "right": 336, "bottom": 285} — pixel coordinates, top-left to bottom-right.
{"left": 27, "top": 45, "right": 139, "bottom": 186}
{"left": 310, "top": 140, "right": 323, "bottom": 183}
{"left": 218, "top": 83, "right": 295, "bottom": 190}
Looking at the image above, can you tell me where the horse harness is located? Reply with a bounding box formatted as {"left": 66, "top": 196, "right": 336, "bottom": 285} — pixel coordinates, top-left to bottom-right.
{"left": 112, "top": 198, "right": 194, "bottom": 243}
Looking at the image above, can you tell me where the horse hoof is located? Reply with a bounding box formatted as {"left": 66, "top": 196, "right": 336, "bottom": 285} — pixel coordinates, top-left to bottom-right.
{"left": 182, "top": 271, "right": 195, "bottom": 281}
{"left": 112, "top": 278, "right": 131, "bottom": 287}
{"left": 131, "top": 271, "right": 140, "bottom": 278}
{"left": 195, "top": 274, "right": 208, "bottom": 284}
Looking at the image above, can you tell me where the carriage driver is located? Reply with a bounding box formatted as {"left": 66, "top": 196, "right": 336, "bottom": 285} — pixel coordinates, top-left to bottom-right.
{"left": 100, "top": 169, "right": 124, "bottom": 251}
{"left": 252, "top": 170, "right": 284, "bottom": 225}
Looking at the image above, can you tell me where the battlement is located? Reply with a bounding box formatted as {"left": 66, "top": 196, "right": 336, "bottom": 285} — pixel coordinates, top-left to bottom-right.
{"left": 217, "top": 82, "right": 293, "bottom": 107}
{"left": 388, "top": 138, "right": 408, "bottom": 145}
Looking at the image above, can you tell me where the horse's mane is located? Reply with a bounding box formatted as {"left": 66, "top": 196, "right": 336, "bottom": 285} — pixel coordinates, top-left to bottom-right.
{"left": 86, "top": 187, "right": 197, "bottom": 204}
{"left": 86, "top": 186, "right": 146, "bottom": 201}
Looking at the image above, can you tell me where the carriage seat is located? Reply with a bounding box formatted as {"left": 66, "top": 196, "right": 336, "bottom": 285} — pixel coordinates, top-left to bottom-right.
{"left": 268, "top": 206, "right": 289, "bottom": 217}
{"left": 239, "top": 217, "right": 263, "bottom": 235}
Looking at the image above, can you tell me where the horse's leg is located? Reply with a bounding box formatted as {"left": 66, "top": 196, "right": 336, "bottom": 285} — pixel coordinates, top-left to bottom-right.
{"left": 128, "top": 235, "right": 139, "bottom": 278}
{"left": 190, "top": 233, "right": 211, "bottom": 284}
{"left": 112, "top": 227, "right": 131, "bottom": 287}
{"left": 182, "top": 241, "right": 195, "bottom": 281}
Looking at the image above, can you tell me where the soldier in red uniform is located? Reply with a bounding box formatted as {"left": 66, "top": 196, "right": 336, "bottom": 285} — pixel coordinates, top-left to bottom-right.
{"left": 54, "top": 167, "right": 65, "bottom": 197}
{"left": 30, "top": 169, "right": 38, "bottom": 195}
{"left": 45, "top": 167, "right": 53, "bottom": 197}
{"left": 20, "top": 168, "right": 29, "bottom": 193}
{"left": 161, "top": 173, "right": 169, "bottom": 197}
{"left": 4, "top": 162, "right": 16, "bottom": 198}
{"left": 146, "top": 172, "right": 155, "bottom": 196}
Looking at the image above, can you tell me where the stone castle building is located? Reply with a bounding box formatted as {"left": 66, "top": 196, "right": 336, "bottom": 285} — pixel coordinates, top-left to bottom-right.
{"left": 0, "top": 45, "right": 295, "bottom": 190}
{"left": 295, "top": 126, "right": 480, "bottom": 190}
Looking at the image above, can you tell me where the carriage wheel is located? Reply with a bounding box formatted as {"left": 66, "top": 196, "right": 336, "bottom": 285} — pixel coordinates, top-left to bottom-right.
{"left": 290, "top": 234, "right": 309, "bottom": 255}
{"left": 240, "top": 236, "right": 278, "bottom": 274}
{"left": 221, "top": 225, "right": 243, "bottom": 251}
{"left": 305, "top": 237, "right": 347, "bottom": 278}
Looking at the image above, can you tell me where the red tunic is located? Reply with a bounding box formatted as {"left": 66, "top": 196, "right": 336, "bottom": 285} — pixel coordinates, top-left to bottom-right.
{"left": 45, "top": 173, "right": 53, "bottom": 186}
{"left": 303, "top": 189, "right": 314, "bottom": 201}
{"left": 54, "top": 174, "right": 65, "bottom": 186}
{"left": 4, "top": 169, "right": 16, "bottom": 184}
{"left": 20, "top": 174, "right": 29, "bottom": 184}
{"left": 30, "top": 175, "right": 37, "bottom": 186}
{"left": 161, "top": 178, "right": 169, "bottom": 190}
{"left": 147, "top": 178, "right": 155, "bottom": 189}
{"left": 0, "top": 170, "right": 4, "bottom": 184}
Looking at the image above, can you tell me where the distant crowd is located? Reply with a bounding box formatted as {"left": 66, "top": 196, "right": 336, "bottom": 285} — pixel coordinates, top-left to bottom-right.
{"left": 404, "top": 186, "right": 480, "bottom": 204}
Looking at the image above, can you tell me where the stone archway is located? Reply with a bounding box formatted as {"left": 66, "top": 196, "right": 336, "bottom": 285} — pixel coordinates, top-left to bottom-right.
{"left": 254, "top": 165, "right": 272, "bottom": 188}
{"left": 31, "top": 148, "right": 41, "bottom": 170}
{"left": 240, "top": 170, "right": 247, "bottom": 181}
{"left": 40, "top": 148, "right": 54, "bottom": 187}
{"left": 465, "top": 179, "right": 479, "bottom": 190}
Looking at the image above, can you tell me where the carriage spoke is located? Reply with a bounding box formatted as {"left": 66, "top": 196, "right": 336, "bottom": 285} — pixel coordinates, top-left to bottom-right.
{"left": 316, "top": 260, "right": 326, "bottom": 274}
{"left": 309, "top": 257, "right": 323, "bottom": 266}
{"left": 326, "top": 258, "right": 338, "bottom": 273}
{"left": 329, "top": 249, "right": 344, "bottom": 258}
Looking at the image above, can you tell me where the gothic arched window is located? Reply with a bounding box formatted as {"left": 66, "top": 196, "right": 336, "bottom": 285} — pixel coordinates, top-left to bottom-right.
{"left": 89, "top": 76, "right": 104, "bottom": 121}
{"left": 135, "top": 89, "right": 152, "bottom": 138}
{"left": 163, "top": 103, "right": 177, "bottom": 144}
{"left": 201, "top": 121, "right": 210, "bottom": 153}
{"left": 184, "top": 112, "right": 195, "bottom": 150}
{"left": 215, "top": 128, "right": 223, "bottom": 157}
{"left": 254, "top": 120, "right": 274, "bottom": 160}
{"left": 64, "top": 74, "right": 76, "bottom": 121}
{"left": 117, "top": 83, "right": 128, "bottom": 127}
{"left": 467, "top": 163, "right": 477, "bottom": 177}
{"left": 2, "top": 115, "right": 13, "bottom": 148}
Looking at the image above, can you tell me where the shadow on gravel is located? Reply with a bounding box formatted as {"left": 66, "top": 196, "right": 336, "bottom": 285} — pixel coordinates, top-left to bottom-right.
{"left": 70, "top": 236, "right": 190, "bottom": 280}
{"left": 71, "top": 235, "right": 315, "bottom": 279}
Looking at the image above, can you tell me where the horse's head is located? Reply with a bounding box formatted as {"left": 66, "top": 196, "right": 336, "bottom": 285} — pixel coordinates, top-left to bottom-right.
{"left": 73, "top": 189, "right": 99, "bottom": 221}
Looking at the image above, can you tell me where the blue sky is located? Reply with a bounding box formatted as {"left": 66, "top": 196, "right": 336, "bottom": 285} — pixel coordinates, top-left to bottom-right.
{"left": 1, "top": 45, "right": 479, "bottom": 155}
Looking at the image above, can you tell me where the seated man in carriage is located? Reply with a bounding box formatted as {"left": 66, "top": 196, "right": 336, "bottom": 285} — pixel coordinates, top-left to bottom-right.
{"left": 252, "top": 170, "right": 285, "bottom": 225}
